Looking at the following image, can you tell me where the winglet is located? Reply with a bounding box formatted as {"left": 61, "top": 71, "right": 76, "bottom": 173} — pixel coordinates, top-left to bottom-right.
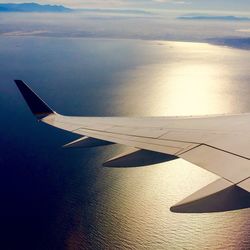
{"left": 14, "top": 80, "right": 54, "bottom": 119}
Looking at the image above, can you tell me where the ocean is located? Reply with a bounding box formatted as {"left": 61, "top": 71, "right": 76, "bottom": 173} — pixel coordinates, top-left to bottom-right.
{"left": 0, "top": 36, "right": 250, "bottom": 249}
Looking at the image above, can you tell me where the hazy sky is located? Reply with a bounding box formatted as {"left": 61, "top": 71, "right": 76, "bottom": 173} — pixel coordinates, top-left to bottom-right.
{"left": 1, "top": 0, "right": 250, "bottom": 12}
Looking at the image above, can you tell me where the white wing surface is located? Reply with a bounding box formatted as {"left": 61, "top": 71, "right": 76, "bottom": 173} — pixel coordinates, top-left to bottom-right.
{"left": 15, "top": 80, "right": 250, "bottom": 212}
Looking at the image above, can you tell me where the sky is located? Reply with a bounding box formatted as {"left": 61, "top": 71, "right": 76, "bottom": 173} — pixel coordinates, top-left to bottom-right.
{"left": 1, "top": 0, "right": 250, "bottom": 12}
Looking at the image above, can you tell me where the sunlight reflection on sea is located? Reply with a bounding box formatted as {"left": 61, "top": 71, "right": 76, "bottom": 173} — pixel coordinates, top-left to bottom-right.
{"left": 1, "top": 37, "right": 250, "bottom": 249}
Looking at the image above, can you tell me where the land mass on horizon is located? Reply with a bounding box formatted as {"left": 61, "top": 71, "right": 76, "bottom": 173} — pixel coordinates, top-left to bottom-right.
{"left": 0, "top": 3, "right": 72, "bottom": 12}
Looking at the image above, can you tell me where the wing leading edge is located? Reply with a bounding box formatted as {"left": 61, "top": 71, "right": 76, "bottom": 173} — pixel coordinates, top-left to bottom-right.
{"left": 15, "top": 80, "right": 250, "bottom": 213}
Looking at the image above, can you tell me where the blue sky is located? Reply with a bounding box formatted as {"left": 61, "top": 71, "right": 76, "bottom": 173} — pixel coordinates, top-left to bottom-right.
{"left": 1, "top": 0, "right": 250, "bottom": 12}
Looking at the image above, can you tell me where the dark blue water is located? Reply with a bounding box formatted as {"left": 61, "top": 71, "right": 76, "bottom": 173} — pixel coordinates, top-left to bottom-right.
{"left": 0, "top": 37, "right": 140, "bottom": 249}
{"left": 1, "top": 37, "right": 156, "bottom": 250}
{"left": 1, "top": 37, "right": 250, "bottom": 250}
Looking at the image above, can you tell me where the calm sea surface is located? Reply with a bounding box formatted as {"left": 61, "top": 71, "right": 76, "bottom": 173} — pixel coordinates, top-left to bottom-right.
{"left": 0, "top": 37, "right": 250, "bottom": 249}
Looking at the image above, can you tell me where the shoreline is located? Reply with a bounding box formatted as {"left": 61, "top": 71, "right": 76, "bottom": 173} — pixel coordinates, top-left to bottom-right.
{"left": 1, "top": 33, "right": 249, "bottom": 51}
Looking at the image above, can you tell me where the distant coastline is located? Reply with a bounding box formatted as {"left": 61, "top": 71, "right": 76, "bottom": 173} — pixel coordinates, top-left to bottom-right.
{"left": 0, "top": 4, "right": 249, "bottom": 51}
{"left": 1, "top": 31, "right": 250, "bottom": 51}
{"left": 207, "top": 37, "right": 250, "bottom": 50}
{"left": 178, "top": 15, "right": 250, "bottom": 22}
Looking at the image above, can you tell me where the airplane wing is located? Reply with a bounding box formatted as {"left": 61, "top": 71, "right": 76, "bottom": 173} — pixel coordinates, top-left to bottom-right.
{"left": 15, "top": 80, "right": 250, "bottom": 213}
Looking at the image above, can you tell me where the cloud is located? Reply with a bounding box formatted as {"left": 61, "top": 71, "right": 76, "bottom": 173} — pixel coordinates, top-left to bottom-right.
{"left": 3, "top": 30, "right": 47, "bottom": 36}
{"left": 153, "top": 0, "right": 189, "bottom": 3}
{"left": 237, "top": 29, "right": 250, "bottom": 33}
